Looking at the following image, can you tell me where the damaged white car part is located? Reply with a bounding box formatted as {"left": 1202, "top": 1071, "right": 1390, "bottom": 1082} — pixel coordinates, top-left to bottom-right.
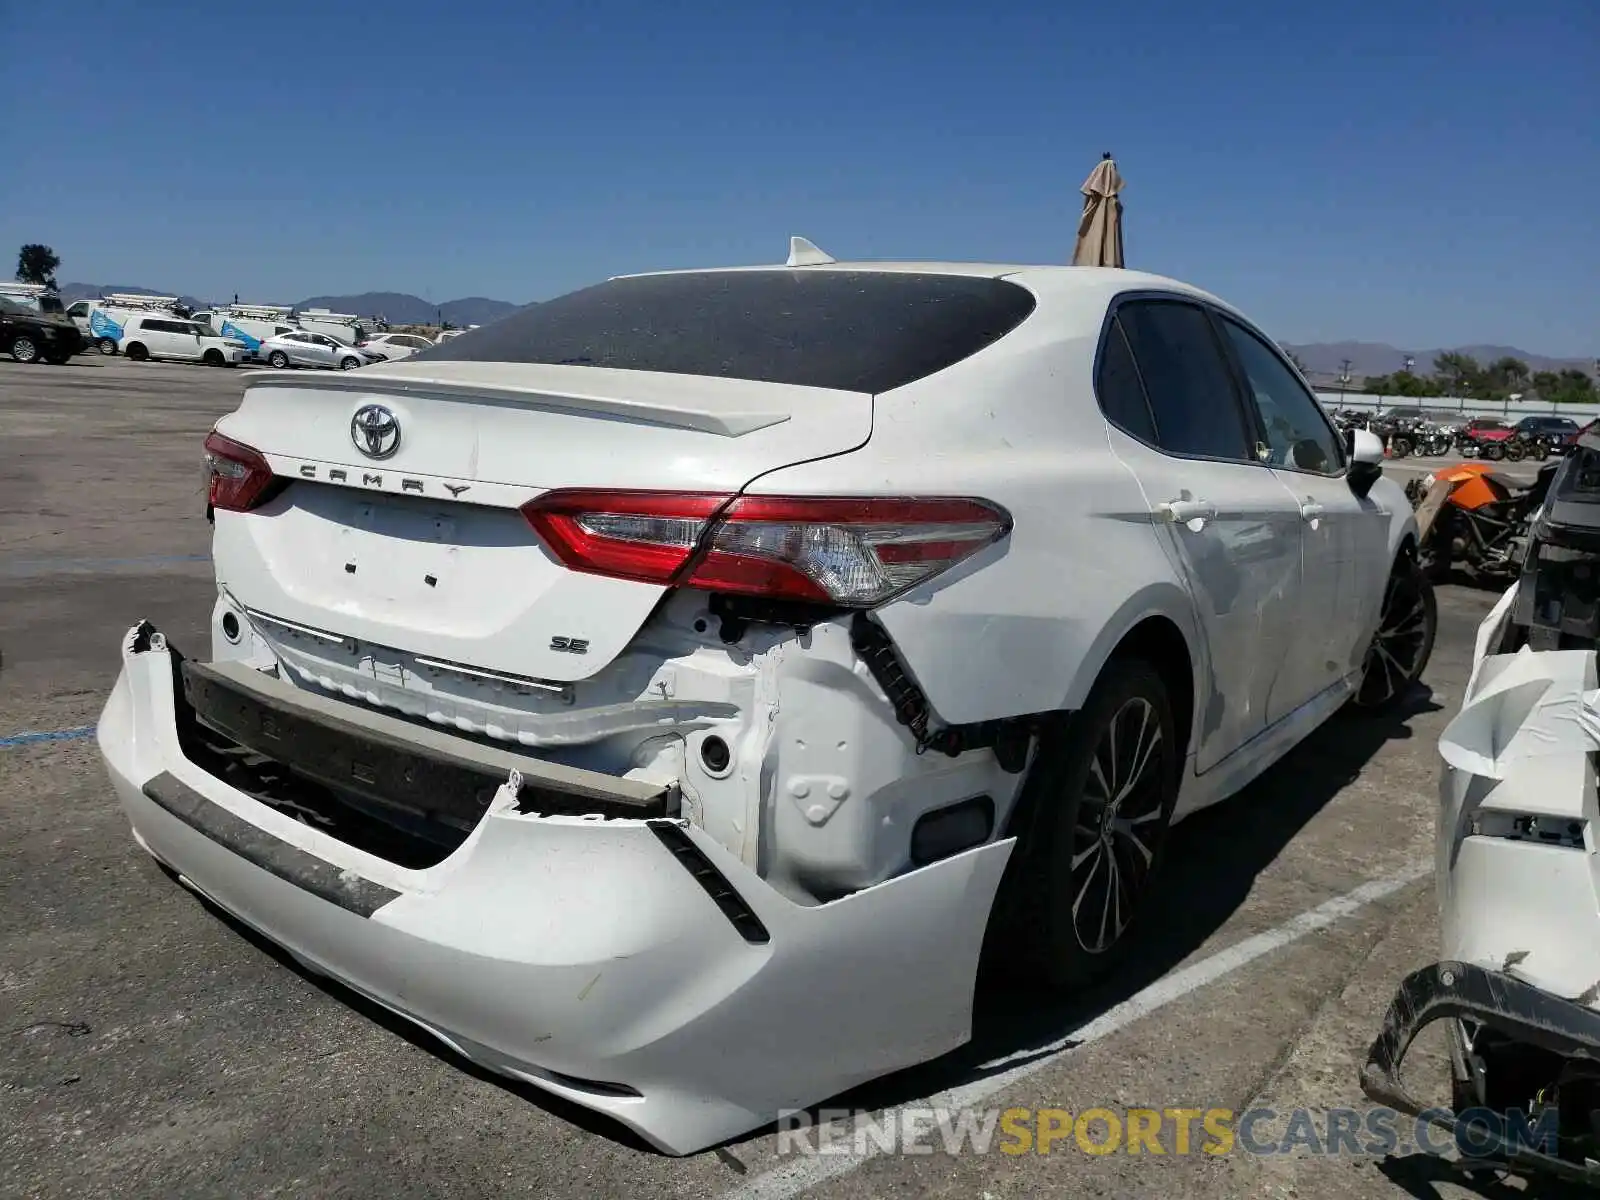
{"left": 101, "top": 251, "right": 1426, "bottom": 1154}
{"left": 1361, "top": 427, "right": 1600, "bottom": 1185}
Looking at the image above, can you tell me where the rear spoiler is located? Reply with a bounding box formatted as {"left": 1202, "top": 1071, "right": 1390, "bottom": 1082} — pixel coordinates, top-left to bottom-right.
{"left": 240, "top": 365, "right": 856, "bottom": 439}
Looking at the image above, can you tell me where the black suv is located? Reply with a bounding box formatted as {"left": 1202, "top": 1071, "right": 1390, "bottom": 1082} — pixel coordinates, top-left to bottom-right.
{"left": 0, "top": 296, "right": 87, "bottom": 364}
{"left": 1515, "top": 414, "right": 1582, "bottom": 456}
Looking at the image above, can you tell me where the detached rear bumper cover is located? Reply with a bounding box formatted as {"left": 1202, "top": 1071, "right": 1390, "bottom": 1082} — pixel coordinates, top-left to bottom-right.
{"left": 98, "top": 624, "right": 1012, "bottom": 1155}
{"left": 1361, "top": 961, "right": 1600, "bottom": 1184}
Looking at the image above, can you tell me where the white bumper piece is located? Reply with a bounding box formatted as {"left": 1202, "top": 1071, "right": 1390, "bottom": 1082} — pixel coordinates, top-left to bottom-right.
{"left": 1437, "top": 587, "right": 1600, "bottom": 1003}
{"left": 97, "top": 626, "right": 1014, "bottom": 1154}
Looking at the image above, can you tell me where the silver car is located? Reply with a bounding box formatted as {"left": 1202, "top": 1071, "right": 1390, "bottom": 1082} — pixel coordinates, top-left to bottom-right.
{"left": 258, "top": 330, "right": 385, "bottom": 371}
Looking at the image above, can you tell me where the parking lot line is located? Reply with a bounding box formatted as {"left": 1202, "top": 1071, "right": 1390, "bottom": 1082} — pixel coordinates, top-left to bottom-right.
{"left": 0, "top": 724, "right": 97, "bottom": 749}
{"left": 719, "top": 859, "right": 1432, "bottom": 1200}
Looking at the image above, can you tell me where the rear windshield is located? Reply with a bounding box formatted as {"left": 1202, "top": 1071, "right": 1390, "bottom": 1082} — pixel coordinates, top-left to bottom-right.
{"left": 415, "top": 270, "right": 1038, "bottom": 393}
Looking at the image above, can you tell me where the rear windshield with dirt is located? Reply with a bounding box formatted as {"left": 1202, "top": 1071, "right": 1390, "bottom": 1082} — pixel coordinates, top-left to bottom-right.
{"left": 415, "top": 270, "right": 1038, "bottom": 393}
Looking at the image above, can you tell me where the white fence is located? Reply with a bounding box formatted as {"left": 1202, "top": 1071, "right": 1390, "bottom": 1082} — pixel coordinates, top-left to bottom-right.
{"left": 1314, "top": 391, "right": 1600, "bottom": 423}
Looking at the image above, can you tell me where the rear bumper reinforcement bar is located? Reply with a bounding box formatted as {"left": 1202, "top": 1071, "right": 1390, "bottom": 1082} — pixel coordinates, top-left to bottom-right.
{"left": 180, "top": 656, "right": 674, "bottom": 822}
{"left": 1360, "top": 960, "right": 1600, "bottom": 1184}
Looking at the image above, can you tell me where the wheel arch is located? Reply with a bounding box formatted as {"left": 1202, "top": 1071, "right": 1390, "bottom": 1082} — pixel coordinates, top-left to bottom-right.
{"left": 1060, "top": 585, "right": 1200, "bottom": 768}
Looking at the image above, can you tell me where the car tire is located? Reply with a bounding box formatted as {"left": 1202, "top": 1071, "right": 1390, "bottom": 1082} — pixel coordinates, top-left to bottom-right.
{"left": 1351, "top": 554, "right": 1437, "bottom": 712}
{"left": 98, "top": 337, "right": 118, "bottom": 355}
{"left": 9, "top": 335, "right": 40, "bottom": 363}
{"left": 203, "top": 349, "right": 224, "bottom": 367}
{"left": 339, "top": 356, "right": 360, "bottom": 371}
{"left": 267, "top": 351, "right": 290, "bottom": 369}
{"left": 124, "top": 342, "right": 149, "bottom": 362}
{"left": 993, "top": 657, "right": 1179, "bottom": 992}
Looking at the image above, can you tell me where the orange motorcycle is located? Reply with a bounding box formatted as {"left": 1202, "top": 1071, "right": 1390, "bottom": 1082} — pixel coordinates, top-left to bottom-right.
{"left": 1404, "top": 461, "right": 1557, "bottom": 582}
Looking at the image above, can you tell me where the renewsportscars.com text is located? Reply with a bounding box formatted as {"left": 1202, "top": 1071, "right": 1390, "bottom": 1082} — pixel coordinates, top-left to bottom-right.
{"left": 776, "top": 1105, "right": 1557, "bottom": 1160}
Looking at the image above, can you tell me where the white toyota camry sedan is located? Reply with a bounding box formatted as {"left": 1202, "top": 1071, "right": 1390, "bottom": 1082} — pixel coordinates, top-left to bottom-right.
{"left": 97, "top": 244, "right": 1433, "bottom": 1155}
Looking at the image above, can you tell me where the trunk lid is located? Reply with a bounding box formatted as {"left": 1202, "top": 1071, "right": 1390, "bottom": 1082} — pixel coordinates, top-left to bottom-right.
{"left": 212, "top": 362, "right": 872, "bottom": 684}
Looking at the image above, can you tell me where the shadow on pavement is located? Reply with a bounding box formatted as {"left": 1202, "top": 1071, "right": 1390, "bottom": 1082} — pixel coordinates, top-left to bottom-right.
{"left": 1377, "top": 1150, "right": 1591, "bottom": 1198}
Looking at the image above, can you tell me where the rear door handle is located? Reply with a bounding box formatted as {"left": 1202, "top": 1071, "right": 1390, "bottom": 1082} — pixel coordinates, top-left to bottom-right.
{"left": 1159, "top": 499, "right": 1217, "bottom": 527}
{"left": 1299, "top": 502, "right": 1326, "bottom": 521}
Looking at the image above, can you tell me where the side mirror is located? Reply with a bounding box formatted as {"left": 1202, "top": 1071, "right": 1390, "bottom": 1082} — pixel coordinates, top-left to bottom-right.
{"left": 1347, "top": 428, "right": 1384, "bottom": 499}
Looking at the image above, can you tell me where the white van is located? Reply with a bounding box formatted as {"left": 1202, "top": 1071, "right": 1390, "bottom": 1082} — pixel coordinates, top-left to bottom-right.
{"left": 294, "top": 308, "right": 367, "bottom": 344}
{"left": 193, "top": 304, "right": 296, "bottom": 359}
{"left": 117, "top": 315, "right": 251, "bottom": 366}
{"left": 70, "top": 294, "right": 183, "bottom": 353}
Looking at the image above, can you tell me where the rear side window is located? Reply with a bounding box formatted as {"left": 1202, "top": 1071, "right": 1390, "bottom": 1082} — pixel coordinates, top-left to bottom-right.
{"left": 1116, "top": 301, "right": 1251, "bottom": 461}
{"left": 415, "top": 270, "right": 1038, "bottom": 393}
{"left": 1095, "top": 316, "right": 1156, "bottom": 443}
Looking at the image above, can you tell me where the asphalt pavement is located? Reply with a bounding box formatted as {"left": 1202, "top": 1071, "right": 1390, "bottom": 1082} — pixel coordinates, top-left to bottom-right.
{"left": 1, "top": 356, "right": 1584, "bottom": 1199}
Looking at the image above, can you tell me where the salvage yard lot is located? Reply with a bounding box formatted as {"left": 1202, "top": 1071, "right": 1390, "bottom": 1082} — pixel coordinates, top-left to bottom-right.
{"left": 0, "top": 357, "right": 1564, "bottom": 1199}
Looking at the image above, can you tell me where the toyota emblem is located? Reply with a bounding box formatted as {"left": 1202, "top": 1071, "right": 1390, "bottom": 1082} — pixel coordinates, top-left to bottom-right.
{"left": 351, "top": 404, "right": 401, "bottom": 460}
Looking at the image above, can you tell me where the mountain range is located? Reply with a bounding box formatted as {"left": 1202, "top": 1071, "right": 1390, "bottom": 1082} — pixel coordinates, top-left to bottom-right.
{"left": 1280, "top": 341, "right": 1592, "bottom": 380}
{"left": 57, "top": 283, "right": 522, "bottom": 328}
{"left": 51, "top": 282, "right": 1592, "bottom": 374}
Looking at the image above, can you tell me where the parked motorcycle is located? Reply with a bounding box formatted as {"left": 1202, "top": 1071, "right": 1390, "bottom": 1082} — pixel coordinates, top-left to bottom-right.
{"left": 1414, "top": 421, "right": 1456, "bottom": 457}
{"left": 1405, "top": 461, "right": 1559, "bottom": 583}
{"left": 1510, "top": 430, "right": 1561, "bottom": 462}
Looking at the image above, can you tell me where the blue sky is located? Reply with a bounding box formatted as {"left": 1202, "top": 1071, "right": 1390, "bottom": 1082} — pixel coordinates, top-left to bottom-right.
{"left": 10, "top": 0, "right": 1596, "bottom": 354}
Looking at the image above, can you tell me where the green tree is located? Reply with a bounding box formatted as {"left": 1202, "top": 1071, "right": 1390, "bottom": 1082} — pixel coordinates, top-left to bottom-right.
{"left": 1554, "top": 369, "right": 1597, "bottom": 404}
{"left": 14, "top": 243, "right": 60, "bottom": 289}
{"left": 1380, "top": 370, "right": 1430, "bottom": 397}
{"left": 1533, "top": 369, "right": 1598, "bottom": 404}
{"left": 1491, "top": 356, "right": 1530, "bottom": 393}
{"left": 1433, "top": 352, "right": 1481, "bottom": 397}
{"left": 1362, "top": 374, "right": 1393, "bottom": 394}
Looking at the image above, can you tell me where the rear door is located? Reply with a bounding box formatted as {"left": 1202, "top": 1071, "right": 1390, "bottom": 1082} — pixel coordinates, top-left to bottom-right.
{"left": 143, "top": 318, "right": 181, "bottom": 358}
{"left": 1098, "top": 297, "right": 1306, "bottom": 773}
{"left": 1214, "top": 314, "right": 1387, "bottom": 709}
{"left": 287, "top": 333, "right": 321, "bottom": 367}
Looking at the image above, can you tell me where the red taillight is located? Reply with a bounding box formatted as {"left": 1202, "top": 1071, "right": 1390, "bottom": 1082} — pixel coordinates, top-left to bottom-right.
{"left": 204, "top": 431, "right": 277, "bottom": 512}
{"left": 522, "top": 490, "right": 1010, "bottom": 606}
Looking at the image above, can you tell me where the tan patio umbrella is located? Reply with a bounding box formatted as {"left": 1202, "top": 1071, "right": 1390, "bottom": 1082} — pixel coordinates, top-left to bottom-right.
{"left": 1072, "top": 153, "right": 1125, "bottom": 267}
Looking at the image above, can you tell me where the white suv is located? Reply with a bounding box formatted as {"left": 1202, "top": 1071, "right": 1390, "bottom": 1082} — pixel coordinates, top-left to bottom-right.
{"left": 98, "top": 255, "right": 1430, "bottom": 1155}
{"left": 118, "top": 316, "right": 251, "bottom": 366}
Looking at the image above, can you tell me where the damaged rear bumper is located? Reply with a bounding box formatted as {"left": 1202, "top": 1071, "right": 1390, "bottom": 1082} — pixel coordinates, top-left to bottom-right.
{"left": 97, "top": 622, "right": 1014, "bottom": 1155}
{"left": 1360, "top": 960, "right": 1600, "bottom": 1184}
